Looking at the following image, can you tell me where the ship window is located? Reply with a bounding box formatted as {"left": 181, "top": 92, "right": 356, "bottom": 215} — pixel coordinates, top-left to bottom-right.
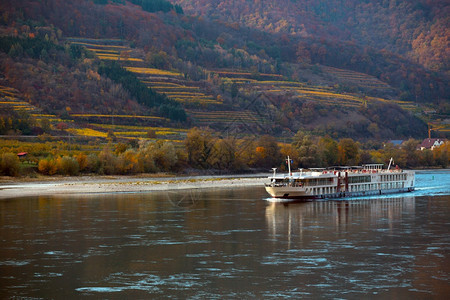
{"left": 348, "top": 176, "right": 371, "bottom": 184}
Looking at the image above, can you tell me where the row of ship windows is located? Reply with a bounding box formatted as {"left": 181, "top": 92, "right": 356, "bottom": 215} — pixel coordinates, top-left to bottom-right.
{"left": 350, "top": 182, "right": 405, "bottom": 192}
{"left": 381, "top": 174, "right": 407, "bottom": 182}
{"left": 306, "top": 182, "right": 405, "bottom": 195}
{"left": 306, "top": 187, "right": 338, "bottom": 195}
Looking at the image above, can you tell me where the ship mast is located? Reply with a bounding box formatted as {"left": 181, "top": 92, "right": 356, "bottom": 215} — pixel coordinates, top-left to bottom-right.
{"left": 286, "top": 156, "right": 292, "bottom": 176}
{"left": 387, "top": 157, "right": 394, "bottom": 170}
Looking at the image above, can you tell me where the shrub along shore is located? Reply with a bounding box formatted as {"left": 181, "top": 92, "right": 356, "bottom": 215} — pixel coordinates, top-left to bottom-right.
{"left": 0, "top": 128, "right": 448, "bottom": 178}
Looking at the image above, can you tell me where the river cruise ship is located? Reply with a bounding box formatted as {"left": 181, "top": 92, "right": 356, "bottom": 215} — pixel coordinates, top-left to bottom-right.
{"left": 265, "top": 157, "right": 415, "bottom": 200}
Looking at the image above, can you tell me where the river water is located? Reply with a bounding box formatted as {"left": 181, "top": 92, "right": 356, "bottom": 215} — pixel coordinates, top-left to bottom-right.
{"left": 1, "top": 170, "right": 449, "bottom": 299}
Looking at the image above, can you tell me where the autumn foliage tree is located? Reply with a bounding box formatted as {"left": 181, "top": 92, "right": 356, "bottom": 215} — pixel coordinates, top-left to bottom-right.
{"left": 337, "top": 138, "right": 360, "bottom": 166}
{"left": 38, "top": 157, "right": 57, "bottom": 175}
{"left": 185, "top": 127, "right": 214, "bottom": 169}
{"left": 0, "top": 153, "right": 20, "bottom": 176}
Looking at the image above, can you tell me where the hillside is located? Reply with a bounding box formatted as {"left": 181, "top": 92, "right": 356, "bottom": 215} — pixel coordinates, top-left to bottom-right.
{"left": 174, "top": 0, "right": 449, "bottom": 73}
{"left": 0, "top": 0, "right": 448, "bottom": 143}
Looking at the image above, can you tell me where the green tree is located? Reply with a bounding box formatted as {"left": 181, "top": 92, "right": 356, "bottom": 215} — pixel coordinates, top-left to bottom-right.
{"left": 254, "top": 135, "right": 281, "bottom": 169}
{"left": 153, "top": 141, "right": 178, "bottom": 171}
{"left": 98, "top": 61, "right": 186, "bottom": 122}
{"left": 185, "top": 127, "right": 214, "bottom": 169}
{"left": 40, "top": 118, "right": 51, "bottom": 133}
{"left": 297, "top": 135, "right": 320, "bottom": 168}
{"left": 292, "top": 131, "right": 320, "bottom": 168}
{"left": 337, "top": 138, "right": 360, "bottom": 165}
{"left": 137, "top": 140, "right": 157, "bottom": 173}
{"left": 207, "top": 138, "right": 237, "bottom": 170}
{"left": 401, "top": 139, "right": 420, "bottom": 167}
{"left": 0, "top": 153, "right": 20, "bottom": 176}
{"left": 318, "top": 136, "right": 338, "bottom": 167}
{"left": 433, "top": 142, "right": 449, "bottom": 168}
{"left": 98, "top": 148, "right": 118, "bottom": 175}
{"left": 85, "top": 154, "right": 100, "bottom": 173}
{"left": 56, "top": 156, "right": 79, "bottom": 176}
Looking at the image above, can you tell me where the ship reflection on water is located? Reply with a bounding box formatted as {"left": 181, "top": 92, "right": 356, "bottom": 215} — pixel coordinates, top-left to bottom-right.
{"left": 262, "top": 193, "right": 449, "bottom": 298}
{"left": 265, "top": 196, "right": 415, "bottom": 247}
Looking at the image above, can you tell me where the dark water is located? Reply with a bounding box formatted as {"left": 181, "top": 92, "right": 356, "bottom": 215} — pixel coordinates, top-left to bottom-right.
{"left": 1, "top": 171, "right": 449, "bottom": 299}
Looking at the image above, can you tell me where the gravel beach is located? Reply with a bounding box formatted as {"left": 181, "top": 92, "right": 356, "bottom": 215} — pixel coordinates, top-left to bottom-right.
{"left": 0, "top": 175, "right": 269, "bottom": 199}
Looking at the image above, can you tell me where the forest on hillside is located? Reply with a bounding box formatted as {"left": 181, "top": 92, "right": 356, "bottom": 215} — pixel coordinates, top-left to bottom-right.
{"left": 1, "top": 0, "right": 447, "bottom": 106}
{"left": 175, "top": 0, "right": 449, "bottom": 73}
{"left": 0, "top": 1, "right": 447, "bottom": 138}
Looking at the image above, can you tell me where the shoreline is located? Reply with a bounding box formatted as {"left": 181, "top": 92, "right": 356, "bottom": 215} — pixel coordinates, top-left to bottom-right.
{"left": 0, "top": 174, "right": 270, "bottom": 199}
{"left": 1, "top": 169, "right": 447, "bottom": 200}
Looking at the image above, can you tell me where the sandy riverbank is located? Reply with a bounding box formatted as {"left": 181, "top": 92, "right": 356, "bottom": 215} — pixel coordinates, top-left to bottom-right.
{"left": 0, "top": 175, "right": 269, "bottom": 199}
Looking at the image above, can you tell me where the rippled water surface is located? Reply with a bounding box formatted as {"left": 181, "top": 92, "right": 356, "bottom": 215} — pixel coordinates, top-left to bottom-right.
{"left": 1, "top": 170, "right": 449, "bottom": 298}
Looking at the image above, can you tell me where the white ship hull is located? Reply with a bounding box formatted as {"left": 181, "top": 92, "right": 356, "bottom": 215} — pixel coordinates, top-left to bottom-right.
{"left": 265, "top": 185, "right": 415, "bottom": 200}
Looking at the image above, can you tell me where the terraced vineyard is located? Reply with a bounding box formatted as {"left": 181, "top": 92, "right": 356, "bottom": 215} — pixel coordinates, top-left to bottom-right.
{"left": 68, "top": 38, "right": 221, "bottom": 107}
{"left": 188, "top": 110, "right": 266, "bottom": 127}
{"left": 208, "top": 69, "right": 284, "bottom": 80}
{"left": 322, "top": 66, "right": 394, "bottom": 91}
{"left": 67, "top": 123, "right": 187, "bottom": 142}
{"left": 0, "top": 85, "right": 67, "bottom": 126}
{"left": 136, "top": 71, "right": 222, "bottom": 106}
{"left": 0, "top": 83, "right": 186, "bottom": 141}
{"left": 212, "top": 69, "right": 416, "bottom": 111}
{"left": 70, "top": 113, "right": 166, "bottom": 122}
{"left": 62, "top": 38, "right": 432, "bottom": 137}
{"left": 94, "top": 124, "right": 187, "bottom": 141}
{"left": 67, "top": 38, "right": 143, "bottom": 63}
{"left": 0, "top": 86, "right": 39, "bottom": 113}
{"left": 66, "top": 113, "right": 180, "bottom": 140}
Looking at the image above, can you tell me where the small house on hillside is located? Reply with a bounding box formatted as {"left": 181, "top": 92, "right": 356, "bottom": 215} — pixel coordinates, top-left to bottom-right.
{"left": 418, "top": 138, "right": 445, "bottom": 150}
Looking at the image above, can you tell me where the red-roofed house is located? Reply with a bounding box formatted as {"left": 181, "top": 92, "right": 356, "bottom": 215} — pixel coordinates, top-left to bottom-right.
{"left": 17, "top": 152, "right": 28, "bottom": 158}
{"left": 418, "top": 138, "right": 445, "bottom": 151}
